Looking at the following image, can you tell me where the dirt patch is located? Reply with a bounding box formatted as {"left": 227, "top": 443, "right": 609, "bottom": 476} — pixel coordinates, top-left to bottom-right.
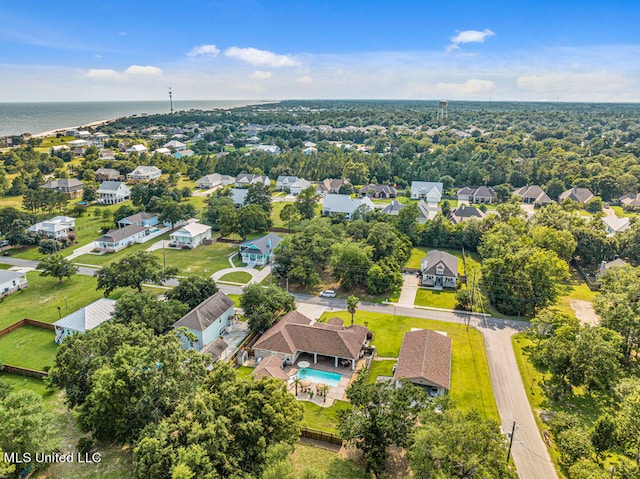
{"left": 570, "top": 300, "right": 600, "bottom": 326}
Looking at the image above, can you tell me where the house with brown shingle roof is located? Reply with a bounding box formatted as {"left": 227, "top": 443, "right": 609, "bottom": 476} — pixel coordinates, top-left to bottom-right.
{"left": 393, "top": 329, "right": 452, "bottom": 396}
{"left": 513, "top": 185, "right": 554, "bottom": 205}
{"left": 559, "top": 186, "right": 595, "bottom": 204}
{"left": 251, "top": 355, "right": 289, "bottom": 381}
{"left": 252, "top": 311, "right": 369, "bottom": 370}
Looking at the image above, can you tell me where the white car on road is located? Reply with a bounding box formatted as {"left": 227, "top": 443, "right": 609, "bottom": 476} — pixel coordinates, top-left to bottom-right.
{"left": 319, "top": 290, "right": 336, "bottom": 298}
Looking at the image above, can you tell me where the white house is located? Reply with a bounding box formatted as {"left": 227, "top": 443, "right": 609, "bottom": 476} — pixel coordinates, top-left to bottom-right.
{"left": 94, "top": 225, "right": 151, "bottom": 252}
{"left": 602, "top": 216, "right": 631, "bottom": 236}
{"left": 321, "top": 194, "right": 375, "bottom": 220}
{"left": 196, "top": 173, "right": 235, "bottom": 189}
{"left": 163, "top": 140, "right": 187, "bottom": 151}
{"left": 289, "top": 178, "right": 311, "bottom": 195}
{"left": 53, "top": 298, "right": 116, "bottom": 344}
{"left": 235, "top": 173, "right": 271, "bottom": 188}
{"left": 126, "top": 144, "right": 148, "bottom": 155}
{"left": 28, "top": 216, "right": 75, "bottom": 239}
{"left": 410, "top": 181, "right": 443, "bottom": 207}
{"left": 127, "top": 166, "right": 162, "bottom": 182}
{"left": 275, "top": 176, "right": 298, "bottom": 191}
{"left": 303, "top": 147, "right": 317, "bottom": 155}
{"left": 0, "top": 270, "right": 28, "bottom": 298}
{"left": 170, "top": 222, "right": 212, "bottom": 249}
{"left": 153, "top": 147, "right": 172, "bottom": 156}
{"left": 97, "top": 181, "right": 131, "bottom": 205}
{"left": 255, "top": 144, "right": 281, "bottom": 155}
{"left": 68, "top": 139, "right": 89, "bottom": 148}
{"left": 172, "top": 292, "right": 235, "bottom": 351}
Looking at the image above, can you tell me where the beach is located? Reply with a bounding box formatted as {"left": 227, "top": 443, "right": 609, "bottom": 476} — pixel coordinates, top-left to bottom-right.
{"left": 31, "top": 118, "right": 118, "bottom": 138}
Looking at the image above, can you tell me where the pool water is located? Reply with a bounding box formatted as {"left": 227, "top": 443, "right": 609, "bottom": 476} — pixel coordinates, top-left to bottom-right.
{"left": 294, "top": 368, "right": 342, "bottom": 387}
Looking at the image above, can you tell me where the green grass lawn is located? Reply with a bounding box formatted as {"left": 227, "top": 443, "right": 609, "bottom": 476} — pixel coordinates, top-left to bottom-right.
{"left": 301, "top": 400, "right": 351, "bottom": 433}
{"left": 0, "top": 373, "right": 59, "bottom": 410}
{"left": 367, "top": 360, "right": 396, "bottom": 383}
{"left": 218, "top": 271, "right": 252, "bottom": 283}
{"left": 0, "top": 325, "right": 57, "bottom": 371}
{"left": 227, "top": 293, "right": 242, "bottom": 306}
{"left": 414, "top": 288, "right": 458, "bottom": 309}
{"left": 0, "top": 264, "right": 10, "bottom": 269}
{"left": 292, "top": 442, "right": 367, "bottom": 479}
{"left": 235, "top": 366, "right": 254, "bottom": 379}
{"left": 555, "top": 269, "right": 598, "bottom": 317}
{"left": 148, "top": 242, "right": 238, "bottom": 276}
{"left": 73, "top": 233, "right": 171, "bottom": 266}
{"left": 611, "top": 205, "right": 640, "bottom": 218}
{"left": 319, "top": 310, "right": 498, "bottom": 421}
{"left": 0, "top": 194, "right": 24, "bottom": 208}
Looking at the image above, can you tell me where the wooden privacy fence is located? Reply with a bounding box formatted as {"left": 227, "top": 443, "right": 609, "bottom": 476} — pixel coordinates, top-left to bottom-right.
{"left": 0, "top": 318, "right": 55, "bottom": 339}
{"left": 1, "top": 364, "right": 48, "bottom": 379}
{"left": 300, "top": 426, "right": 343, "bottom": 446}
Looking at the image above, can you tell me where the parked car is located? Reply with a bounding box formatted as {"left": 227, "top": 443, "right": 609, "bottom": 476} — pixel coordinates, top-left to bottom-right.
{"left": 319, "top": 290, "right": 336, "bottom": 298}
{"left": 0, "top": 240, "right": 9, "bottom": 247}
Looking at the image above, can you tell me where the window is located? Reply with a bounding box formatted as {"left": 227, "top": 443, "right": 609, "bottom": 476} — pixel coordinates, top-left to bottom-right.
{"left": 435, "top": 265, "right": 444, "bottom": 275}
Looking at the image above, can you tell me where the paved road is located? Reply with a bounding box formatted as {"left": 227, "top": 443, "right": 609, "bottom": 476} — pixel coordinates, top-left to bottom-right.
{"left": 0, "top": 256, "right": 99, "bottom": 277}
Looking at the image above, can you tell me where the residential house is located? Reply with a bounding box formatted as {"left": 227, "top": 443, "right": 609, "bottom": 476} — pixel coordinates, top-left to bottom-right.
{"left": 163, "top": 140, "right": 187, "bottom": 151}
{"left": 172, "top": 292, "right": 235, "bottom": 351}
{"left": 41, "top": 178, "right": 84, "bottom": 199}
{"left": 68, "top": 139, "right": 89, "bottom": 148}
{"left": 359, "top": 184, "right": 397, "bottom": 199}
{"left": 239, "top": 232, "right": 282, "bottom": 266}
{"left": 0, "top": 270, "right": 28, "bottom": 298}
{"left": 53, "top": 298, "right": 116, "bottom": 344}
{"left": 393, "top": 329, "right": 452, "bottom": 396}
{"left": 251, "top": 355, "right": 289, "bottom": 381}
{"left": 93, "top": 132, "right": 109, "bottom": 141}
{"left": 76, "top": 131, "right": 91, "bottom": 139}
{"left": 318, "top": 178, "right": 350, "bottom": 195}
{"left": 420, "top": 250, "right": 459, "bottom": 288}
{"left": 596, "top": 258, "right": 628, "bottom": 280}
{"left": 457, "top": 186, "right": 497, "bottom": 204}
{"left": 275, "top": 176, "right": 298, "bottom": 191}
{"left": 126, "top": 144, "right": 148, "bottom": 155}
{"left": 303, "top": 146, "right": 317, "bottom": 155}
{"left": 602, "top": 216, "right": 631, "bottom": 236}
{"left": 246, "top": 136, "right": 261, "bottom": 144}
{"left": 201, "top": 338, "right": 229, "bottom": 362}
{"left": 117, "top": 212, "right": 159, "bottom": 228}
{"left": 289, "top": 178, "right": 311, "bottom": 195}
{"left": 98, "top": 149, "right": 116, "bottom": 160}
{"left": 174, "top": 149, "right": 194, "bottom": 159}
{"left": 153, "top": 147, "right": 172, "bottom": 156}
{"left": 230, "top": 188, "right": 248, "bottom": 207}
{"left": 513, "top": 185, "right": 554, "bottom": 205}
{"left": 255, "top": 144, "right": 281, "bottom": 155}
{"left": 252, "top": 310, "right": 369, "bottom": 370}
{"left": 410, "top": 181, "right": 443, "bottom": 207}
{"left": 619, "top": 193, "right": 640, "bottom": 210}
{"left": 97, "top": 181, "right": 130, "bottom": 205}
{"left": 321, "top": 194, "right": 375, "bottom": 220}
{"left": 50, "top": 145, "right": 70, "bottom": 155}
{"left": 28, "top": 216, "right": 75, "bottom": 239}
{"left": 127, "top": 166, "right": 162, "bottom": 182}
{"left": 95, "top": 168, "right": 121, "bottom": 182}
{"left": 235, "top": 173, "right": 271, "bottom": 188}
{"left": 416, "top": 200, "right": 438, "bottom": 224}
{"left": 94, "top": 224, "right": 151, "bottom": 252}
{"left": 303, "top": 141, "right": 317, "bottom": 148}
{"left": 170, "top": 222, "right": 212, "bottom": 249}
{"left": 381, "top": 200, "right": 405, "bottom": 216}
{"left": 196, "top": 173, "right": 235, "bottom": 189}
{"left": 559, "top": 187, "right": 595, "bottom": 204}
{"left": 150, "top": 133, "right": 166, "bottom": 141}
{"left": 72, "top": 147, "right": 86, "bottom": 158}
{"left": 447, "top": 205, "right": 486, "bottom": 224}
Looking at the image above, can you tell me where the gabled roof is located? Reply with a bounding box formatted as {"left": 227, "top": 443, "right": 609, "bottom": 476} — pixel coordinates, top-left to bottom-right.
{"left": 559, "top": 187, "right": 595, "bottom": 204}
{"left": 322, "top": 194, "right": 375, "bottom": 215}
{"left": 359, "top": 184, "right": 397, "bottom": 196}
{"left": 119, "top": 212, "right": 157, "bottom": 225}
{"left": 171, "top": 222, "right": 211, "bottom": 237}
{"left": 417, "top": 200, "right": 437, "bottom": 221}
{"left": 0, "top": 270, "right": 27, "bottom": 283}
{"left": 129, "top": 166, "right": 161, "bottom": 176}
{"left": 172, "top": 292, "right": 234, "bottom": 332}
{"left": 53, "top": 298, "right": 116, "bottom": 334}
{"left": 163, "top": 140, "right": 186, "bottom": 149}
{"left": 602, "top": 258, "right": 628, "bottom": 271}
{"left": 513, "top": 185, "right": 554, "bottom": 204}
{"left": 201, "top": 337, "right": 229, "bottom": 362}
{"left": 381, "top": 200, "right": 405, "bottom": 216}
{"left": 602, "top": 216, "right": 631, "bottom": 234}
{"left": 448, "top": 206, "right": 485, "bottom": 224}
{"left": 422, "top": 250, "right": 458, "bottom": 278}
{"left": 97, "top": 181, "right": 127, "bottom": 192}
{"left": 393, "top": 329, "right": 452, "bottom": 390}
{"left": 96, "top": 224, "right": 148, "bottom": 243}
{"left": 319, "top": 178, "right": 348, "bottom": 192}
{"left": 620, "top": 193, "right": 640, "bottom": 207}
{"left": 41, "top": 178, "right": 83, "bottom": 189}
{"left": 276, "top": 175, "right": 298, "bottom": 185}
{"left": 95, "top": 168, "right": 120, "bottom": 177}
{"left": 411, "top": 181, "right": 443, "bottom": 195}
{"left": 253, "top": 311, "right": 369, "bottom": 360}
{"left": 240, "top": 232, "right": 282, "bottom": 255}
{"left": 251, "top": 355, "right": 289, "bottom": 381}
{"left": 230, "top": 188, "right": 248, "bottom": 205}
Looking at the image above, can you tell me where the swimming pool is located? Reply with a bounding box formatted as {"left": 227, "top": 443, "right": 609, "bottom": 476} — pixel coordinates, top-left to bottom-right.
{"left": 294, "top": 368, "right": 342, "bottom": 387}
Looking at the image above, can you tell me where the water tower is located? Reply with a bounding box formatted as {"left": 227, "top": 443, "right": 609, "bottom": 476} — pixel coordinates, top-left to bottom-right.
{"left": 437, "top": 99, "right": 448, "bottom": 120}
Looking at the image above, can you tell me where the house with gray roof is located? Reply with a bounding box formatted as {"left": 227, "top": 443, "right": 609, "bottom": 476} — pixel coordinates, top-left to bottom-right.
{"left": 275, "top": 176, "right": 298, "bottom": 191}
{"left": 196, "top": 173, "right": 235, "bottom": 189}
{"left": 448, "top": 205, "right": 486, "bottom": 224}
{"left": 172, "top": 292, "right": 235, "bottom": 351}
{"left": 97, "top": 181, "right": 130, "bottom": 204}
{"left": 53, "top": 298, "right": 115, "bottom": 344}
{"left": 559, "top": 187, "right": 595, "bottom": 204}
{"left": 0, "top": 270, "right": 28, "bottom": 298}
{"left": 620, "top": 193, "right": 640, "bottom": 210}
{"left": 41, "top": 178, "right": 84, "bottom": 199}
{"left": 359, "top": 184, "right": 397, "bottom": 199}
{"left": 513, "top": 185, "right": 554, "bottom": 205}
{"left": 410, "top": 182, "right": 443, "bottom": 207}
{"left": 117, "top": 212, "right": 159, "bottom": 228}
{"left": 317, "top": 178, "right": 350, "bottom": 194}
{"left": 602, "top": 216, "right": 631, "bottom": 236}
{"left": 381, "top": 200, "right": 405, "bottom": 216}
{"left": 457, "top": 186, "right": 496, "bottom": 204}
{"left": 239, "top": 232, "right": 282, "bottom": 266}
{"left": 393, "top": 329, "right": 452, "bottom": 396}
{"left": 253, "top": 310, "right": 369, "bottom": 370}
{"left": 289, "top": 178, "right": 311, "bottom": 195}
{"left": 597, "top": 258, "right": 628, "bottom": 280}
{"left": 95, "top": 168, "right": 121, "bottom": 182}
{"left": 321, "top": 194, "right": 375, "bottom": 220}
{"left": 235, "top": 173, "right": 271, "bottom": 188}
{"left": 127, "top": 165, "right": 161, "bottom": 182}
{"left": 420, "top": 250, "right": 459, "bottom": 288}
{"left": 230, "top": 188, "right": 249, "bottom": 207}
{"left": 28, "top": 216, "right": 75, "bottom": 239}
{"left": 416, "top": 200, "right": 439, "bottom": 224}
{"left": 94, "top": 224, "right": 150, "bottom": 252}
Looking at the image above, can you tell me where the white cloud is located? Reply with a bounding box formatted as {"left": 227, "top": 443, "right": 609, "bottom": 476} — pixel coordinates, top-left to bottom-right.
{"left": 84, "top": 68, "right": 125, "bottom": 81}
{"left": 295, "top": 75, "right": 313, "bottom": 84}
{"left": 95, "top": 54, "right": 102, "bottom": 59}
{"left": 517, "top": 71, "right": 636, "bottom": 100}
{"left": 249, "top": 70, "right": 272, "bottom": 79}
{"left": 188, "top": 44, "right": 220, "bottom": 57}
{"left": 447, "top": 29, "right": 495, "bottom": 52}
{"left": 124, "top": 65, "right": 163, "bottom": 76}
{"left": 436, "top": 79, "right": 497, "bottom": 96}
{"left": 225, "top": 47, "right": 300, "bottom": 67}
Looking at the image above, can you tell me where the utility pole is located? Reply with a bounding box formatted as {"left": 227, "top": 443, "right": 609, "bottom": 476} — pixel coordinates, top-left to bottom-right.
{"left": 169, "top": 87, "right": 173, "bottom": 114}
{"left": 506, "top": 421, "right": 516, "bottom": 463}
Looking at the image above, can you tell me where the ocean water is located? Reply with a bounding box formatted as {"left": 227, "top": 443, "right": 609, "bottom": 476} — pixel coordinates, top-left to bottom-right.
{"left": 0, "top": 100, "right": 265, "bottom": 137}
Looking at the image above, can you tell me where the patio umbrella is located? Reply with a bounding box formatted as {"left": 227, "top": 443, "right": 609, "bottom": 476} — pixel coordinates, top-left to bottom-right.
{"left": 300, "top": 380, "right": 312, "bottom": 388}
{"left": 315, "top": 383, "right": 327, "bottom": 391}
{"left": 298, "top": 361, "right": 310, "bottom": 369}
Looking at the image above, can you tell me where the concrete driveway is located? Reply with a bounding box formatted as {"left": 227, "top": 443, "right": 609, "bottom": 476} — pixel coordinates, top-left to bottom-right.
{"left": 396, "top": 274, "right": 419, "bottom": 307}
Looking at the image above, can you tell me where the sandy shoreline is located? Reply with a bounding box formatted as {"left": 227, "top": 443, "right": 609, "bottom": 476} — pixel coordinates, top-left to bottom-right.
{"left": 31, "top": 118, "right": 118, "bottom": 138}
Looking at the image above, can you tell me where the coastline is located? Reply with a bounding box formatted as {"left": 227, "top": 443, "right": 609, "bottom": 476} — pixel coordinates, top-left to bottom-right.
{"left": 31, "top": 118, "right": 118, "bottom": 138}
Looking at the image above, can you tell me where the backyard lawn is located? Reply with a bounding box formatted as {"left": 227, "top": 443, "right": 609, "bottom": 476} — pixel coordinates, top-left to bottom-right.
{"left": 367, "top": 360, "right": 395, "bottom": 383}
{"left": 149, "top": 242, "right": 239, "bottom": 276}
{"left": 0, "top": 373, "right": 58, "bottom": 410}
{"left": 0, "top": 325, "right": 57, "bottom": 371}
{"left": 318, "top": 310, "right": 498, "bottom": 420}
{"left": 414, "top": 288, "right": 458, "bottom": 309}
{"left": 73, "top": 232, "right": 172, "bottom": 266}
{"left": 554, "top": 269, "right": 598, "bottom": 317}
{"left": 301, "top": 400, "right": 351, "bottom": 433}
{"left": 292, "top": 442, "right": 367, "bottom": 479}
{"left": 218, "top": 271, "right": 252, "bottom": 283}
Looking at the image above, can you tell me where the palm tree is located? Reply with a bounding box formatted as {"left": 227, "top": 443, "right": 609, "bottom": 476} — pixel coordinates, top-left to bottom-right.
{"left": 292, "top": 377, "right": 302, "bottom": 396}
{"left": 321, "top": 384, "right": 330, "bottom": 403}
{"left": 346, "top": 295, "right": 360, "bottom": 327}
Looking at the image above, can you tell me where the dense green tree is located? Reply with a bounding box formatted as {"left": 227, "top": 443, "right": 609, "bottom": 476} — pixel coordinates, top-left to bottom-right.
{"left": 397, "top": 203, "right": 419, "bottom": 241}
{"left": 591, "top": 415, "right": 617, "bottom": 457}
{"left": 237, "top": 204, "right": 271, "bottom": 240}
{"left": 241, "top": 284, "right": 295, "bottom": 333}
{"left": 339, "top": 372, "right": 425, "bottom": 478}
{"left": 202, "top": 194, "right": 234, "bottom": 230}
{"left": 5, "top": 218, "right": 37, "bottom": 246}
{"left": 244, "top": 182, "right": 272, "bottom": 213}
{"left": 586, "top": 196, "right": 604, "bottom": 213}
{"left": 331, "top": 241, "right": 372, "bottom": 290}
{"left": 82, "top": 183, "right": 98, "bottom": 202}
{"left": 112, "top": 292, "right": 189, "bottom": 334}
{"left": 557, "top": 427, "right": 594, "bottom": 467}
{"left": 37, "top": 253, "right": 78, "bottom": 283}
{"left": 165, "top": 275, "right": 219, "bottom": 310}
{"left": 158, "top": 200, "right": 196, "bottom": 228}
{"left": 294, "top": 186, "right": 318, "bottom": 220}
{"left": 279, "top": 203, "right": 299, "bottom": 232}
{"left": 409, "top": 407, "right": 516, "bottom": 479}
{"left": 530, "top": 225, "right": 577, "bottom": 262}
{"left": 96, "top": 252, "right": 178, "bottom": 295}
{"left": 133, "top": 362, "right": 303, "bottom": 479}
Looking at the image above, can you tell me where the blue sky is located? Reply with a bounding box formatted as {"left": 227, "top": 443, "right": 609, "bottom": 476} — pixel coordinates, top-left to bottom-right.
{"left": 1, "top": 0, "right": 639, "bottom": 101}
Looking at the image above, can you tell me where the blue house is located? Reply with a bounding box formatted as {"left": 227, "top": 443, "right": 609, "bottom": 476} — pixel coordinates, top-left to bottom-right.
{"left": 117, "top": 212, "right": 159, "bottom": 228}
{"left": 239, "top": 233, "right": 282, "bottom": 266}
{"left": 172, "top": 292, "right": 235, "bottom": 351}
